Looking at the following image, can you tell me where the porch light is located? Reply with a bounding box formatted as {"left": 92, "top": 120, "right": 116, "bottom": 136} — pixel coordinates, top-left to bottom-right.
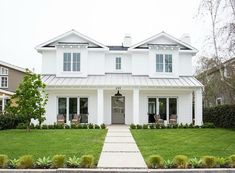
{"left": 115, "top": 90, "right": 122, "bottom": 96}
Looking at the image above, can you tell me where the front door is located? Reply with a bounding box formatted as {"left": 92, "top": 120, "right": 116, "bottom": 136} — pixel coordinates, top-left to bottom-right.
{"left": 112, "top": 96, "right": 125, "bottom": 124}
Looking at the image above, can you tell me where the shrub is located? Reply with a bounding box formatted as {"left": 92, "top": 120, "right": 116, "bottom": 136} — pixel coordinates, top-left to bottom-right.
{"left": 147, "top": 155, "right": 164, "bottom": 168}
{"left": 173, "top": 155, "right": 188, "bottom": 168}
{"left": 47, "top": 124, "right": 55, "bottom": 129}
{"left": 189, "top": 123, "right": 194, "bottom": 128}
{"left": 35, "top": 124, "right": 40, "bottom": 129}
{"left": 66, "top": 156, "right": 80, "bottom": 168}
{"left": 161, "top": 124, "right": 166, "bottom": 129}
{"left": 65, "top": 124, "right": 70, "bottom": 129}
{"left": 30, "top": 123, "right": 35, "bottom": 129}
{"left": 51, "top": 155, "right": 65, "bottom": 168}
{"left": 55, "top": 124, "right": 64, "bottom": 129}
{"left": 0, "top": 154, "right": 8, "bottom": 168}
{"left": 216, "top": 157, "right": 230, "bottom": 168}
{"left": 184, "top": 123, "right": 189, "bottom": 128}
{"left": 35, "top": 157, "right": 52, "bottom": 169}
{"left": 77, "top": 124, "right": 83, "bottom": 129}
{"left": 143, "top": 124, "right": 148, "bottom": 129}
{"left": 100, "top": 123, "right": 106, "bottom": 129}
{"left": 203, "top": 104, "right": 235, "bottom": 128}
{"left": 82, "top": 124, "right": 88, "bottom": 129}
{"left": 79, "top": 155, "right": 94, "bottom": 168}
{"left": 16, "top": 123, "right": 27, "bottom": 129}
{"left": 136, "top": 124, "right": 142, "bottom": 129}
{"left": 179, "top": 123, "right": 184, "bottom": 128}
{"left": 173, "top": 124, "right": 179, "bottom": 129}
{"left": 88, "top": 123, "right": 94, "bottom": 129}
{"left": 0, "top": 113, "right": 23, "bottom": 130}
{"left": 8, "top": 159, "right": 18, "bottom": 169}
{"left": 71, "top": 123, "right": 77, "bottom": 129}
{"left": 94, "top": 124, "right": 100, "bottom": 129}
{"left": 149, "top": 124, "right": 155, "bottom": 129}
{"left": 201, "top": 156, "right": 217, "bottom": 168}
{"left": 155, "top": 123, "right": 161, "bottom": 129}
{"left": 229, "top": 155, "right": 235, "bottom": 168}
{"left": 130, "top": 124, "right": 136, "bottom": 129}
{"left": 17, "top": 155, "right": 33, "bottom": 169}
{"left": 202, "top": 122, "right": 215, "bottom": 128}
{"left": 41, "top": 124, "right": 48, "bottom": 129}
{"left": 188, "top": 158, "right": 202, "bottom": 168}
{"left": 164, "top": 159, "right": 173, "bottom": 168}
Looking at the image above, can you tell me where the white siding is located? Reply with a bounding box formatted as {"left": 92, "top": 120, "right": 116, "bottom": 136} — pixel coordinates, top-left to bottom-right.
{"left": 41, "top": 51, "right": 56, "bottom": 74}
{"left": 132, "top": 52, "right": 149, "bottom": 75}
{"left": 179, "top": 53, "right": 193, "bottom": 76}
{"left": 178, "top": 92, "right": 193, "bottom": 124}
{"left": 88, "top": 51, "right": 105, "bottom": 75}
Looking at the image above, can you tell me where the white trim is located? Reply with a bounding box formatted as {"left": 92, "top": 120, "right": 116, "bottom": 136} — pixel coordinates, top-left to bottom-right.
{"left": 0, "top": 76, "right": 8, "bottom": 89}
{"left": 0, "top": 60, "right": 26, "bottom": 73}
{"left": 128, "top": 32, "right": 198, "bottom": 52}
{"left": 35, "top": 29, "right": 109, "bottom": 51}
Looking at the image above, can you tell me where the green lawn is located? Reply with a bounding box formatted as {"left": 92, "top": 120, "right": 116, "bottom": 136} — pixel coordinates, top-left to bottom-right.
{"left": 131, "top": 128, "right": 235, "bottom": 160}
{"left": 0, "top": 129, "right": 107, "bottom": 163}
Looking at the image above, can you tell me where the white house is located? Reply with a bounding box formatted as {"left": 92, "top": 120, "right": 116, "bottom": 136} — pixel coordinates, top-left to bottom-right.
{"left": 36, "top": 30, "right": 203, "bottom": 125}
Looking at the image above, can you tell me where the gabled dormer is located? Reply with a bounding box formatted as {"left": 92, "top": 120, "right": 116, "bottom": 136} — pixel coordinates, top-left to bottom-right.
{"left": 36, "top": 30, "right": 108, "bottom": 77}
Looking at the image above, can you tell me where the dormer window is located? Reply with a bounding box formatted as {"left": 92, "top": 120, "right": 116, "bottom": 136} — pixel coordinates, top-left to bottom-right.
{"left": 63, "top": 53, "right": 80, "bottom": 72}
{"left": 156, "top": 54, "right": 172, "bottom": 73}
{"left": 0, "top": 67, "right": 8, "bottom": 75}
{"left": 116, "top": 57, "right": 121, "bottom": 70}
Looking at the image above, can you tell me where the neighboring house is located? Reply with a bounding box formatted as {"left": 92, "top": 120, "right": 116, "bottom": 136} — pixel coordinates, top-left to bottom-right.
{"left": 0, "top": 60, "right": 26, "bottom": 112}
{"left": 36, "top": 30, "right": 203, "bottom": 125}
{"left": 197, "top": 58, "right": 235, "bottom": 107}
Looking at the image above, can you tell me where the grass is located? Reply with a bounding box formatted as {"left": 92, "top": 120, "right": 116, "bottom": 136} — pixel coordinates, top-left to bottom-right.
{"left": 131, "top": 128, "right": 235, "bottom": 161}
{"left": 0, "top": 129, "right": 107, "bottom": 163}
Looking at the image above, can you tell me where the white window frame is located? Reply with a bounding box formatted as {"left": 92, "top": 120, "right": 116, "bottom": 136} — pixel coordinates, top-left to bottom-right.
{"left": 156, "top": 54, "right": 173, "bottom": 73}
{"left": 0, "top": 76, "right": 8, "bottom": 88}
{"left": 63, "top": 52, "right": 81, "bottom": 72}
{"left": 0, "top": 67, "right": 8, "bottom": 75}
{"left": 216, "top": 97, "right": 223, "bottom": 105}
{"left": 115, "top": 57, "right": 122, "bottom": 70}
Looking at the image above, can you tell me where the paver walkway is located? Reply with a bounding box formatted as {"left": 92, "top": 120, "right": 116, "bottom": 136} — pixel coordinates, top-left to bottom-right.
{"left": 97, "top": 125, "right": 147, "bottom": 168}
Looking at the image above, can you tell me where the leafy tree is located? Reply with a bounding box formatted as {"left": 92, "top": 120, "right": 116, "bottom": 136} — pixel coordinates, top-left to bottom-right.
{"left": 6, "top": 69, "right": 48, "bottom": 131}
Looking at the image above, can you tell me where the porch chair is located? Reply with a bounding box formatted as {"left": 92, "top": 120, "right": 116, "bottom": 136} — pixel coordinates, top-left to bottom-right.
{"left": 57, "top": 114, "right": 65, "bottom": 124}
{"left": 154, "top": 114, "right": 164, "bottom": 124}
{"left": 169, "top": 114, "right": 177, "bottom": 124}
{"left": 71, "top": 114, "right": 81, "bottom": 124}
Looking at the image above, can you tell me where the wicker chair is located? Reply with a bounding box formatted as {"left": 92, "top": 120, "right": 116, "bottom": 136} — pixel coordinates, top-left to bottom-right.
{"left": 71, "top": 114, "right": 81, "bottom": 124}
{"left": 154, "top": 114, "right": 164, "bottom": 124}
{"left": 169, "top": 114, "right": 177, "bottom": 124}
{"left": 57, "top": 114, "right": 65, "bottom": 124}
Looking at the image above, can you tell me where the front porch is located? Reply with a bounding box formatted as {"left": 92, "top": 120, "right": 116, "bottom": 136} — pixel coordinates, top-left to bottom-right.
{"left": 44, "top": 87, "right": 203, "bottom": 126}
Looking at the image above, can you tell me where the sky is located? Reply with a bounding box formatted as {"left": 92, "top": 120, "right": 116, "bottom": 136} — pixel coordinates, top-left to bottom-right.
{"left": 0, "top": 0, "right": 204, "bottom": 73}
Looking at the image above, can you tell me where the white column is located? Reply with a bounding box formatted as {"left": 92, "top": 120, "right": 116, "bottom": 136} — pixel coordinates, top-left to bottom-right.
{"left": 66, "top": 97, "right": 70, "bottom": 124}
{"left": 2, "top": 94, "right": 5, "bottom": 112}
{"left": 133, "top": 88, "right": 140, "bottom": 124}
{"left": 166, "top": 98, "right": 169, "bottom": 124}
{"left": 194, "top": 88, "right": 203, "bottom": 125}
{"left": 97, "top": 89, "right": 104, "bottom": 125}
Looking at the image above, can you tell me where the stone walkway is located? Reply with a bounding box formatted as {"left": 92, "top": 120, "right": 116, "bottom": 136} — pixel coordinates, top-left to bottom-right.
{"left": 97, "top": 125, "right": 147, "bottom": 169}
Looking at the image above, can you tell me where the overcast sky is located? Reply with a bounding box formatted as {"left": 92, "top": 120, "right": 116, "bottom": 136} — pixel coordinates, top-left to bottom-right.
{"left": 0, "top": 0, "right": 204, "bottom": 73}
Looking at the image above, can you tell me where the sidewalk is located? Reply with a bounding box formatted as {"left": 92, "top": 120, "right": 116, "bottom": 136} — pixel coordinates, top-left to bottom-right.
{"left": 97, "top": 125, "right": 147, "bottom": 169}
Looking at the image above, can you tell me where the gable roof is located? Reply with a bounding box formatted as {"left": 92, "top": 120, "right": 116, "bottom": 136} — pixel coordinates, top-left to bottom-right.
{"left": 35, "top": 29, "right": 109, "bottom": 51}
{"left": 0, "top": 60, "right": 26, "bottom": 73}
{"left": 128, "top": 31, "right": 198, "bottom": 52}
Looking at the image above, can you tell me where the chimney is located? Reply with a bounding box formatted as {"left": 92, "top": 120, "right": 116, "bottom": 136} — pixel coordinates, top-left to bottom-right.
{"left": 180, "top": 33, "right": 191, "bottom": 44}
{"left": 122, "top": 34, "right": 132, "bottom": 47}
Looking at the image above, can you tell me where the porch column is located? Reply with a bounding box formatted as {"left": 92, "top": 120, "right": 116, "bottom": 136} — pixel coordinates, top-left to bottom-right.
{"left": 133, "top": 88, "right": 140, "bottom": 124}
{"left": 194, "top": 88, "right": 203, "bottom": 125}
{"left": 2, "top": 94, "right": 5, "bottom": 112}
{"left": 97, "top": 89, "right": 104, "bottom": 124}
{"left": 66, "top": 97, "right": 69, "bottom": 124}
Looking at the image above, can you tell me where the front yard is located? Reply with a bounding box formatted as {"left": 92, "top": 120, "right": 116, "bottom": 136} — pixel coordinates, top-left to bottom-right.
{"left": 0, "top": 129, "right": 107, "bottom": 163}
{"left": 131, "top": 128, "right": 235, "bottom": 161}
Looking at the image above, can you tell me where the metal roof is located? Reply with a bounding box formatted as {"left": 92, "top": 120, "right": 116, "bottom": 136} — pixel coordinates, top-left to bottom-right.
{"left": 42, "top": 74, "right": 203, "bottom": 88}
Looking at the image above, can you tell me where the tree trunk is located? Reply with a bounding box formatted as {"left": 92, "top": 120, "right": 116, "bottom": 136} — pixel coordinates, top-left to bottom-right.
{"left": 26, "top": 120, "right": 31, "bottom": 132}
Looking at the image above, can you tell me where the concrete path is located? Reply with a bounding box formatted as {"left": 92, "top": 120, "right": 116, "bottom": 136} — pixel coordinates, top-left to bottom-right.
{"left": 97, "top": 125, "right": 147, "bottom": 169}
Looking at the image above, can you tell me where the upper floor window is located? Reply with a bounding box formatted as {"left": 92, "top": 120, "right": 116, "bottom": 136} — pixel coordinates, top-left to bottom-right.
{"left": 0, "top": 76, "right": 8, "bottom": 88}
{"left": 216, "top": 97, "right": 222, "bottom": 105}
{"left": 156, "top": 54, "right": 172, "bottom": 73}
{"left": 116, "top": 57, "right": 121, "bottom": 70}
{"left": 0, "top": 67, "right": 8, "bottom": 75}
{"left": 63, "top": 53, "right": 80, "bottom": 72}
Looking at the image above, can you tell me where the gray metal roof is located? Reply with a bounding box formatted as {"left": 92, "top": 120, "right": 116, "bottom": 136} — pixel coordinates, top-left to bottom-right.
{"left": 42, "top": 74, "right": 203, "bottom": 88}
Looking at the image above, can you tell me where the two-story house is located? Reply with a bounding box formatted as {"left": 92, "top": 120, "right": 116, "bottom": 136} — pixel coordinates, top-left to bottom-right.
{"left": 0, "top": 60, "right": 26, "bottom": 112}
{"left": 36, "top": 30, "right": 203, "bottom": 125}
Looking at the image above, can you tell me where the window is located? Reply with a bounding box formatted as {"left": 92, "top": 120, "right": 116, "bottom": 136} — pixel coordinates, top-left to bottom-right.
{"left": 63, "top": 53, "right": 80, "bottom": 72}
{"left": 216, "top": 97, "right": 222, "bottom": 105}
{"left": 69, "top": 98, "right": 77, "bottom": 121}
{"left": 156, "top": 54, "right": 173, "bottom": 73}
{"left": 116, "top": 57, "right": 121, "bottom": 70}
{"left": 0, "top": 67, "right": 8, "bottom": 75}
{"left": 0, "top": 76, "right": 8, "bottom": 88}
{"left": 165, "top": 54, "right": 172, "bottom": 72}
{"left": 156, "top": 54, "right": 164, "bottom": 72}
{"left": 63, "top": 53, "right": 71, "bottom": 71}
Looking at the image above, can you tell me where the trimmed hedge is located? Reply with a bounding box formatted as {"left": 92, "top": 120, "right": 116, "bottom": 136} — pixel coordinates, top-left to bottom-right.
{"left": 0, "top": 113, "right": 25, "bottom": 130}
{"left": 203, "top": 105, "right": 235, "bottom": 128}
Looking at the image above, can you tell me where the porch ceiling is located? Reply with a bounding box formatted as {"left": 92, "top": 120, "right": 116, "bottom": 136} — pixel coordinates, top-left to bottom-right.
{"left": 41, "top": 74, "right": 203, "bottom": 88}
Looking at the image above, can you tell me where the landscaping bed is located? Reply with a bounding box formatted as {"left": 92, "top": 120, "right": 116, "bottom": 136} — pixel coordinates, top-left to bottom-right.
{"left": 0, "top": 129, "right": 107, "bottom": 167}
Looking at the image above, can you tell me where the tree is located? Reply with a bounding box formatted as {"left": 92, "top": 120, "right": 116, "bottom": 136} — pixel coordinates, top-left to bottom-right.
{"left": 6, "top": 70, "right": 48, "bottom": 131}
{"left": 197, "top": 0, "right": 235, "bottom": 90}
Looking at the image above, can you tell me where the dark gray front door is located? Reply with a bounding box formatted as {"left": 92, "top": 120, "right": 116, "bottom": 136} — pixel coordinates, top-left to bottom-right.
{"left": 112, "top": 96, "right": 125, "bottom": 124}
